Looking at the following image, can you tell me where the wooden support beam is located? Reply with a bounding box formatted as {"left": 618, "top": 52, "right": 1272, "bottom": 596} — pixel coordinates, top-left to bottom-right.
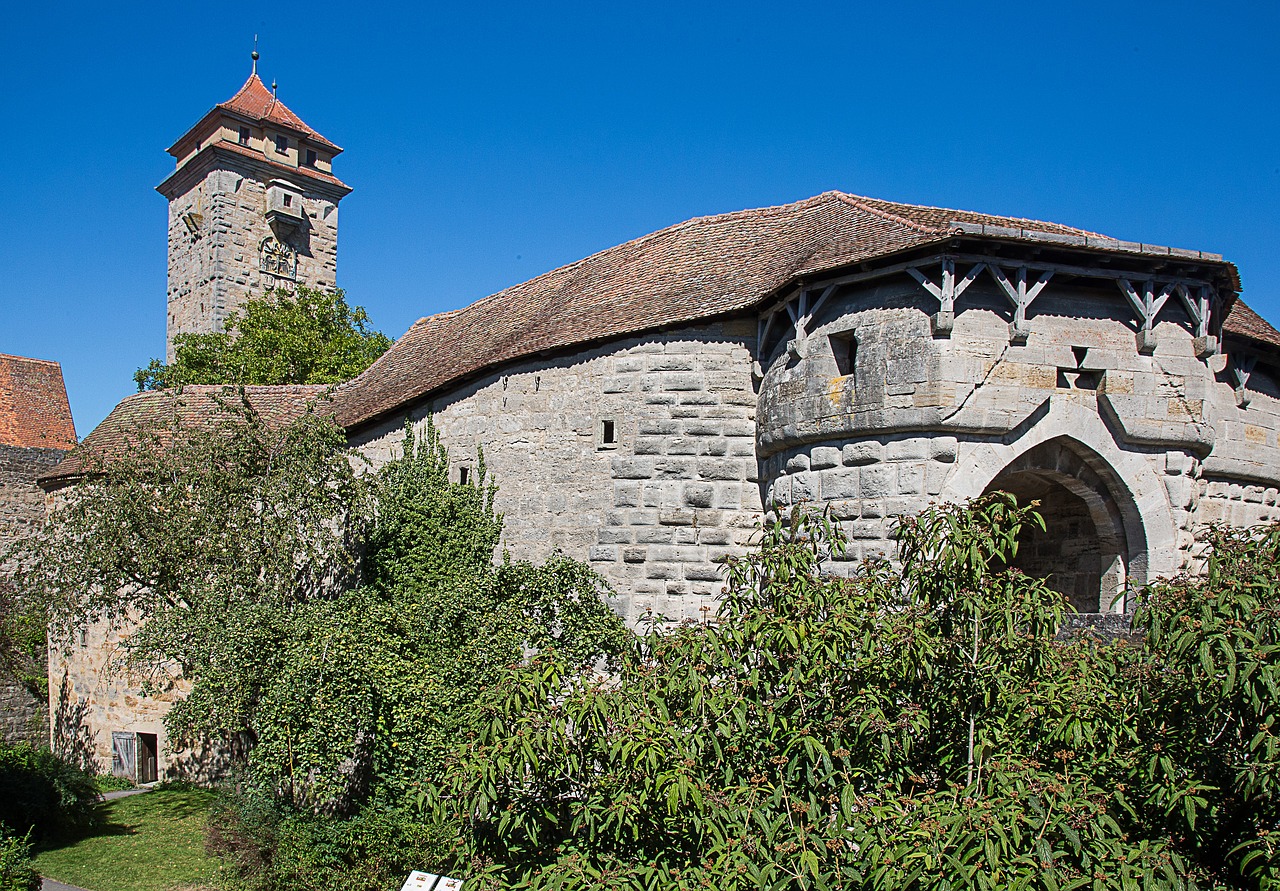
{"left": 1232, "top": 354, "right": 1257, "bottom": 407}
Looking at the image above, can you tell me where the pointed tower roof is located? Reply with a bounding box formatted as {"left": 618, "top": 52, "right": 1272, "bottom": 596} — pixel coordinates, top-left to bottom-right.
{"left": 166, "top": 70, "right": 342, "bottom": 160}
{"left": 215, "top": 73, "right": 341, "bottom": 152}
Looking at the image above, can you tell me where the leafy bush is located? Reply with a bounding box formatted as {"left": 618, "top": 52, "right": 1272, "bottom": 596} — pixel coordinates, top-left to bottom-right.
{"left": 0, "top": 744, "right": 99, "bottom": 841}
{"left": 93, "top": 773, "right": 134, "bottom": 793}
{"left": 209, "top": 789, "right": 454, "bottom": 891}
{"left": 439, "top": 497, "right": 1280, "bottom": 890}
{"left": 0, "top": 829, "right": 38, "bottom": 891}
{"left": 204, "top": 420, "right": 628, "bottom": 887}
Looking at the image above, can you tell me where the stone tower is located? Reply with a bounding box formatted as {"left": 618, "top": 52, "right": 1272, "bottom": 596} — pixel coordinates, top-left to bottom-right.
{"left": 157, "top": 56, "right": 351, "bottom": 358}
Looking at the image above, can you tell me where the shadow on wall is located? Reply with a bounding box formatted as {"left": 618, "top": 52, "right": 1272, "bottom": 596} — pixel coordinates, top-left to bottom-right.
{"left": 52, "top": 673, "right": 98, "bottom": 773}
{"left": 168, "top": 732, "right": 252, "bottom": 785}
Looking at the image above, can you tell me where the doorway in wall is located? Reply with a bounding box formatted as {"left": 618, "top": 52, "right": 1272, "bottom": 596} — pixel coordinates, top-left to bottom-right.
{"left": 983, "top": 438, "right": 1141, "bottom": 614}
{"left": 111, "top": 731, "right": 159, "bottom": 784}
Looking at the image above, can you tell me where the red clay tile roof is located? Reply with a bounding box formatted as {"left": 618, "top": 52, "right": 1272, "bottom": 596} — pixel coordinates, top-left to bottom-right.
{"left": 56, "top": 191, "right": 1266, "bottom": 462}
{"left": 0, "top": 354, "right": 76, "bottom": 451}
{"left": 40, "top": 385, "right": 329, "bottom": 484}
{"left": 218, "top": 74, "right": 341, "bottom": 152}
{"left": 1222, "top": 299, "right": 1280, "bottom": 350}
{"left": 331, "top": 190, "right": 1215, "bottom": 430}
{"left": 167, "top": 73, "right": 342, "bottom": 160}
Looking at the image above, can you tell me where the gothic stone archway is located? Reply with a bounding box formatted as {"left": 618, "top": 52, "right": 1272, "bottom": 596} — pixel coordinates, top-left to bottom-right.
{"left": 983, "top": 438, "right": 1141, "bottom": 614}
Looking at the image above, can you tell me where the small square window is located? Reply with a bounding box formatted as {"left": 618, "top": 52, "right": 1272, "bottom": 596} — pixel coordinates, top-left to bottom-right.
{"left": 305, "top": 149, "right": 318, "bottom": 167}
{"left": 238, "top": 126, "right": 250, "bottom": 145}
{"left": 275, "top": 134, "right": 288, "bottom": 154}
{"left": 282, "top": 194, "right": 292, "bottom": 208}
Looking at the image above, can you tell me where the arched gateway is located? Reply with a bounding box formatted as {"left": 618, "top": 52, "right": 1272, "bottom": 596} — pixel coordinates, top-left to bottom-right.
{"left": 982, "top": 438, "right": 1143, "bottom": 614}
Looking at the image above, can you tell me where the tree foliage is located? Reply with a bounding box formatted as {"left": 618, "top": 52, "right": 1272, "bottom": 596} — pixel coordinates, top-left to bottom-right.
{"left": 440, "top": 496, "right": 1280, "bottom": 890}
{"left": 9, "top": 390, "right": 368, "bottom": 750}
{"left": 134, "top": 287, "right": 391, "bottom": 390}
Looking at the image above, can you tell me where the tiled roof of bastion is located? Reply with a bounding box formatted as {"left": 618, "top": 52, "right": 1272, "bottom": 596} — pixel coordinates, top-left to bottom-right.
{"left": 328, "top": 191, "right": 1257, "bottom": 430}
{"left": 40, "top": 191, "right": 1277, "bottom": 483}
{"left": 0, "top": 354, "right": 76, "bottom": 451}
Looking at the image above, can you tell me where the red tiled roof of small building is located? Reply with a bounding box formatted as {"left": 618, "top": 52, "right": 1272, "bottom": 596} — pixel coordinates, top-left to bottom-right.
{"left": 40, "top": 385, "right": 329, "bottom": 484}
{"left": 0, "top": 354, "right": 76, "bottom": 451}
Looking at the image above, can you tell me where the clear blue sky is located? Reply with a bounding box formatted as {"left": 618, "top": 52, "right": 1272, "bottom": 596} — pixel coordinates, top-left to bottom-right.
{"left": 2, "top": 1, "right": 1277, "bottom": 436}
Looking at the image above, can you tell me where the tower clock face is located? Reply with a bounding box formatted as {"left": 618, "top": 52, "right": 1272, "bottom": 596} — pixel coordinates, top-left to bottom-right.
{"left": 259, "top": 236, "right": 297, "bottom": 280}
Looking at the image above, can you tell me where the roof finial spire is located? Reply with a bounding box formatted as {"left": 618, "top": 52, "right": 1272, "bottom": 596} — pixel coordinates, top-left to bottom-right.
{"left": 251, "top": 35, "right": 259, "bottom": 75}
{"left": 271, "top": 79, "right": 278, "bottom": 98}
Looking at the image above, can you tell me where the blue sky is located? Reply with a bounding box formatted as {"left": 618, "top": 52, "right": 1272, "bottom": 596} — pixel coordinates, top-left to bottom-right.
{"left": 2, "top": 1, "right": 1276, "bottom": 436}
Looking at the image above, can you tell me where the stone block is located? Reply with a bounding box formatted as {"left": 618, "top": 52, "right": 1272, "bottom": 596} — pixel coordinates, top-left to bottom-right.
{"left": 860, "top": 465, "right": 895, "bottom": 498}
{"left": 667, "top": 438, "right": 699, "bottom": 455}
{"left": 614, "top": 483, "right": 642, "bottom": 507}
{"left": 699, "top": 458, "right": 743, "bottom": 480}
{"left": 897, "top": 464, "right": 924, "bottom": 495}
{"left": 811, "top": 446, "right": 841, "bottom": 469}
{"left": 1164, "top": 451, "right": 1191, "bottom": 476}
{"left": 683, "top": 483, "right": 716, "bottom": 508}
{"left": 843, "top": 442, "right": 882, "bottom": 466}
{"left": 635, "top": 527, "right": 674, "bottom": 544}
{"left": 647, "top": 563, "right": 681, "bottom": 580}
{"left": 589, "top": 545, "right": 618, "bottom": 562}
{"left": 660, "top": 508, "right": 696, "bottom": 526}
{"left": 929, "top": 437, "right": 958, "bottom": 463}
{"left": 683, "top": 420, "right": 723, "bottom": 437}
{"left": 597, "top": 527, "right": 633, "bottom": 544}
{"left": 622, "top": 547, "right": 647, "bottom": 563}
{"left": 639, "top": 419, "right": 679, "bottom": 436}
{"left": 713, "top": 483, "right": 743, "bottom": 509}
{"left": 685, "top": 564, "right": 725, "bottom": 582}
{"left": 613, "top": 457, "right": 654, "bottom": 479}
{"left": 698, "top": 528, "right": 733, "bottom": 545}
{"left": 791, "top": 472, "right": 820, "bottom": 503}
{"left": 925, "top": 463, "right": 949, "bottom": 497}
{"left": 654, "top": 458, "right": 697, "bottom": 479}
{"left": 786, "top": 454, "right": 811, "bottom": 473}
{"left": 821, "top": 469, "right": 860, "bottom": 500}
{"left": 886, "top": 438, "right": 928, "bottom": 462}
{"left": 634, "top": 437, "right": 663, "bottom": 455}
{"left": 663, "top": 372, "right": 705, "bottom": 391}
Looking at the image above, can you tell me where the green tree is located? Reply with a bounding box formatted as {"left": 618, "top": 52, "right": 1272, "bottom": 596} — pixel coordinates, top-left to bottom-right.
{"left": 442, "top": 498, "right": 1280, "bottom": 890}
{"left": 8, "top": 390, "right": 369, "bottom": 753}
{"left": 134, "top": 287, "right": 391, "bottom": 390}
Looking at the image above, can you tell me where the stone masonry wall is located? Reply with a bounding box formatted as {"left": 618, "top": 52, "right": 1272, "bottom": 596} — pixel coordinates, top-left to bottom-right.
{"left": 166, "top": 161, "right": 341, "bottom": 357}
{"left": 0, "top": 443, "right": 66, "bottom": 746}
{"left": 350, "top": 318, "right": 763, "bottom": 625}
{"left": 758, "top": 274, "right": 1280, "bottom": 598}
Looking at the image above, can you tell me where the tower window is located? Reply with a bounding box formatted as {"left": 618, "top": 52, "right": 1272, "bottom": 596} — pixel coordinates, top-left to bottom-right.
{"left": 282, "top": 194, "right": 292, "bottom": 208}
{"left": 238, "top": 126, "right": 250, "bottom": 145}
{"left": 275, "top": 134, "right": 288, "bottom": 154}
{"left": 830, "top": 332, "right": 857, "bottom": 377}
{"left": 458, "top": 466, "right": 471, "bottom": 486}
{"left": 598, "top": 417, "right": 619, "bottom": 450}
{"left": 305, "top": 149, "right": 318, "bottom": 167}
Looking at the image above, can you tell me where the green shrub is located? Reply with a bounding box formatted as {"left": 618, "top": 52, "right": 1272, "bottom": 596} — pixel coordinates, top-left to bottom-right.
{"left": 208, "top": 789, "right": 452, "bottom": 891}
{"left": 93, "top": 773, "right": 134, "bottom": 793}
{"left": 0, "top": 744, "right": 99, "bottom": 841}
{"left": 440, "top": 498, "right": 1280, "bottom": 890}
{"left": 0, "top": 828, "right": 39, "bottom": 891}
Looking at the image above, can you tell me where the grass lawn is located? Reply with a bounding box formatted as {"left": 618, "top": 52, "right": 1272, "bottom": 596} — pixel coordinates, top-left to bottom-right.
{"left": 33, "top": 787, "right": 220, "bottom": 891}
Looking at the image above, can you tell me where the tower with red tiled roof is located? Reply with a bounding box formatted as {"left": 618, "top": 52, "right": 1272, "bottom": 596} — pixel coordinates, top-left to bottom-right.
{"left": 157, "top": 52, "right": 351, "bottom": 359}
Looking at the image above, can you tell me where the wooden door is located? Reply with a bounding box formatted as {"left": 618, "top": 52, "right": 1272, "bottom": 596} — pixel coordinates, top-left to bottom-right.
{"left": 111, "top": 732, "right": 136, "bottom": 780}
